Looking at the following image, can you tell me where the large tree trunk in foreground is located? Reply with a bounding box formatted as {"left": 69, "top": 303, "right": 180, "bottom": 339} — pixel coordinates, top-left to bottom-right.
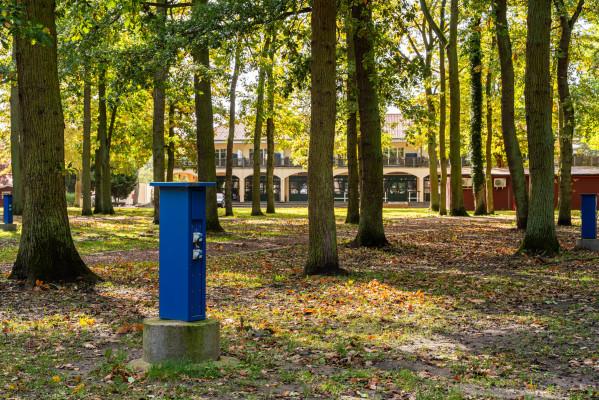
{"left": 345, "top": 10, "right": 360, "bottom": 224}
{"left": 10, "top": 0, "right": 98, "bottom": 285}
{"left": 469, "top": 18, "right": 486, "bottom": 215}
{"left": 94, "top": 70, "right": 107, "bottom": 214}
{"left": 192, "top": 24, "right": 223, "bottom": 231}
{"left": 556, "top": 0, "right": 584, "bottom": 226}
{"left": 81, "top": 77, "right": 92, "bottom": 216}
{"left": 305, "top": 0, "right": 340, "bottom": 275}
{"left": 225, "top": 46, "right": 241, "bottom": 217}
{"left": 266, "top": 30, "right": 277, "bottom": 214}
{"left": 152, "top": 0, "right": 167, "bottom": 224}
{"left": 485, "top": 38, "right": 495, "bottom": 214}
{"left": 521, "top": 0, "right": 559, "bottom": 254}
{"left": 353, "top": 1, "right": 388, "bottom": 247}
{"left": 10, "top": 37, "right": 23, "bottom": 216}
{"left": 494, "top": 0, "right": 528, "bottom": 229}
{"left": 251, "top": 37, "right": 271, "bottom": 216}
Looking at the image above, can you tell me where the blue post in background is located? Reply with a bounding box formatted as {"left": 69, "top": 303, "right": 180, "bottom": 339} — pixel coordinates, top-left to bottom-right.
{"left": 580, "top": 194, "right": 597, "bottom": 240}
{"left": 3, "top": 193, "right": 13, "bottom": 224}
{"left": 150, "top": 182, "right": 215, "bottom": 322}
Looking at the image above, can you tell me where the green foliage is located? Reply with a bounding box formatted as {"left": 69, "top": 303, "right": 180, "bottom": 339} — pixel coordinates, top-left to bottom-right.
{"left": 111, "top": 171, "right": 137, "bottom": 200}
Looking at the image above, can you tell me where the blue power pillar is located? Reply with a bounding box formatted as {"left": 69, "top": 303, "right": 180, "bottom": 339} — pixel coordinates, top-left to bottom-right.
{"left": 3, "top": 193, "right": 13, "bottom": 224}
{"left": 150, "top": 182, "right": 215, "bottom": 322}
{"left": 580, "top": 194, "right": 598, "bottom": 240}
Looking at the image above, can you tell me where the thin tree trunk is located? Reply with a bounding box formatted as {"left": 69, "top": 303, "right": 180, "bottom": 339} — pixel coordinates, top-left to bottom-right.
{"left": 192, "top": 0, "right": 224, "bottom": 232}
{"left": 345, "top": 14, "right": 360, "bottom": 224}
{"left": 305, "top": 0, "right": 340, "bottom": 275}
{"left": 81, "top": 76, "right": 92, "bottom": 216}
{"left": 10, "top": 0, "right": 99, "bottom": 285}
{"left": 10, "top": 37, "right": 23, "bottom": 216}
{"left": 446, "top": 0, "right": 466, "bottom": 216}
{"left": 556, "top": 0, "right": 584, "bottom": 226}
{"left": 469, "top": 18, "right": 486, "bottom": 215}
{"left": 485, "top": 36, "right": 495, "bottom": 214}
{"left": 74, "top": 171, "right": 82, "bottom": 207}
{"left": 251, "top": 36, "right": 271, "bottom": 216}
{"left": 266, "top": 28, "right": 277, "bottom": 214}
{"left": 166, "top": 102, "right": 175, "bottom": 182}
{"left": 152, "top": 0, "right": 167, "bottom": 224}
{"left": 101, "top": 105, "right": 117, "bottom": 215}
{"left": 353, "top": 1, "right": 388, "bottom": 247}
{"left": 439, "top": 26, "right": 447, "bottom": 216}
{"left": 94, "top": 69, "right": 107, "bottom": 214}
{"left": 520, "top": 0, "right": 559, "bottom": 253}
{"left": 225, "top": 45, "right": 241, "bottom": 217}
{"left": 494, "top": 0, "right": 528, "bottom": 229}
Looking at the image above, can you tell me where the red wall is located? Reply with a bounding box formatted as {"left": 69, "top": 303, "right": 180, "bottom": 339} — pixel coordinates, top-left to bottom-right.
{"left": 462, "top": 174, "right": 599, "bottom": 211}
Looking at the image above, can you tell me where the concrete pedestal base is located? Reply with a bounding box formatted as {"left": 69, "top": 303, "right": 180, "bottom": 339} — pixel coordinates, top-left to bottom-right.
{"left": 576, "top": 238, "right": 599, "bottom": 251}
{"left": 142, "top": 317, "right": 220, "bottom": 364}
{"left": 0, "top": 224, "right": 16, "bottom": 232}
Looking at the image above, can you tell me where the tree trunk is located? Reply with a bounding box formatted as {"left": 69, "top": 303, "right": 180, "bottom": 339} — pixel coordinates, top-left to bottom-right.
{"left": 251, "top": 36, "right": 271, "bottom": 216}
{"left": 353, "top": 1, "right": 388, "bottom": 247}
{"left": 152, "top": 0, "right": 167, "bottom": 224}
{"left": 485, "top": 36, "right": 495, "bottom": 214}
{"left": 556, "top": 0, "right": 584, "bottom": 226}
{"left": 439, "top": 33, "right": 447, "bottom": 216}
{"left": 94, "top": 69, "right": 107, "bottom": 214}
{"left": 101, "top": 105, "right": 117, "bottom": 215}
{"left": 10, "top": 0, "right": 99, "bottom": 285}
{"left": 345, "top": 16, "right": 360, "bottom": 224}
{"left": 74, "top": 171, "right": 82, "bottom": 207}
{"left": 225, "top": 45, "right": 241, "bottom": 217}
{"left": 469, "top": 18, "right": 486, "bottom": 215}
{"left": 494, "top": 0, "right": 528, "bottom": 229}
{"left": 166, "top": 102, "right": 175, "bottom": 182}
{"left": 10, "top": 37, "right": 23, "bottom": 216}
{"left": 447, "top": 0, "right": 466, "bottom": 216}
{"left": 520, "top": 0, "right": 559, "bottom": 254}
{"left": 305, "top": 0, "right": 340, "bottom": 275}
{"left": 266, "top": 29, "right": 277, "bottom": 214}
{"left": 81, "top": 77, "right": 92, "bottom": 216}
{"left": 192, "top": 1, "right": 223, "bottom": 232}
{"left": 422, "top": 31, "right": 439, "bottom": 212}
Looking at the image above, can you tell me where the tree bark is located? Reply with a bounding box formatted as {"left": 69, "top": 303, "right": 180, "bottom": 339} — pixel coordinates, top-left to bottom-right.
{"left": 469, "top": 18, "right": 486, "bottom": 215}
{"left": 439, "top": 26, "right": 447, "bottom": 216}
{"left": 10, "top": 37, "right": 23, "bottom": 216}
{"left": 266, "top": 29, "right": 277, "bottom": 214}
{"left": 81, "top": 76, "right": 92, "bottom": 216}
{"left": 152, "top": 0, "right": 167, "bottom": 224}
{"left": 485, "top": 36, "right": 495, "bottom": 214}
{"left": 494, "top": 0, "right": 528, "bottom": 229}
{"left": 345, "top": 15, "right": 360, "bottom": 224}
{"left": 353, "top": 1, "right": 388, "bottom": 247}
{"left": 192, "top": 0, "right": 223, "bottom": 232}
{"left": 225, "top": 45, "right": 241, "bottom": 217}
{"left": 305, "top": 0, "right": 340, "bottom": 275}
{"left": 251, "top": 36, "right": 271, "bottom": 216}
{"left": 101, "top": 104, "right": 117, "bottom": 215}
{"left": 10, "top": 0, "right": 99, "bottom": 285}
{"left": 166, "top": 102, "right": 175, "bottom": 182}
{"left": 74, "top": 171, "right": 82, "bottom": 207}
{"left": 520, "top": 0, "right": 559, "bottom": 254}
{"left": 94, "top": 69, "right": 107, "bottom": 214}
{"left": 555, "top": 0, "right": 584, "bottom": 226}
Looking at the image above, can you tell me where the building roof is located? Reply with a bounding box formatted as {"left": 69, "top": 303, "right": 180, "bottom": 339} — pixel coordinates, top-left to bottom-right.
{"left": 214, "top": 114, "right": 409, "bottom": 142}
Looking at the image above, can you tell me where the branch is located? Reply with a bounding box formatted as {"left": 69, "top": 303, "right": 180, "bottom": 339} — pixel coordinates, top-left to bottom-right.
{"left": 143, "top": 1, "right": 193, "bottom": 8}
{"left": 570, "top": 0, "right": 585, "bottom": 26}
{"left": 420, "top": 0, "right": 447, "bottom": 46}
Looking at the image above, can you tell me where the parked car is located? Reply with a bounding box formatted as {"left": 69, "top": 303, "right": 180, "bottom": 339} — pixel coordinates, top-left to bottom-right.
{"left": 217, "top": 193, "right": 225, "bottom": 208}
